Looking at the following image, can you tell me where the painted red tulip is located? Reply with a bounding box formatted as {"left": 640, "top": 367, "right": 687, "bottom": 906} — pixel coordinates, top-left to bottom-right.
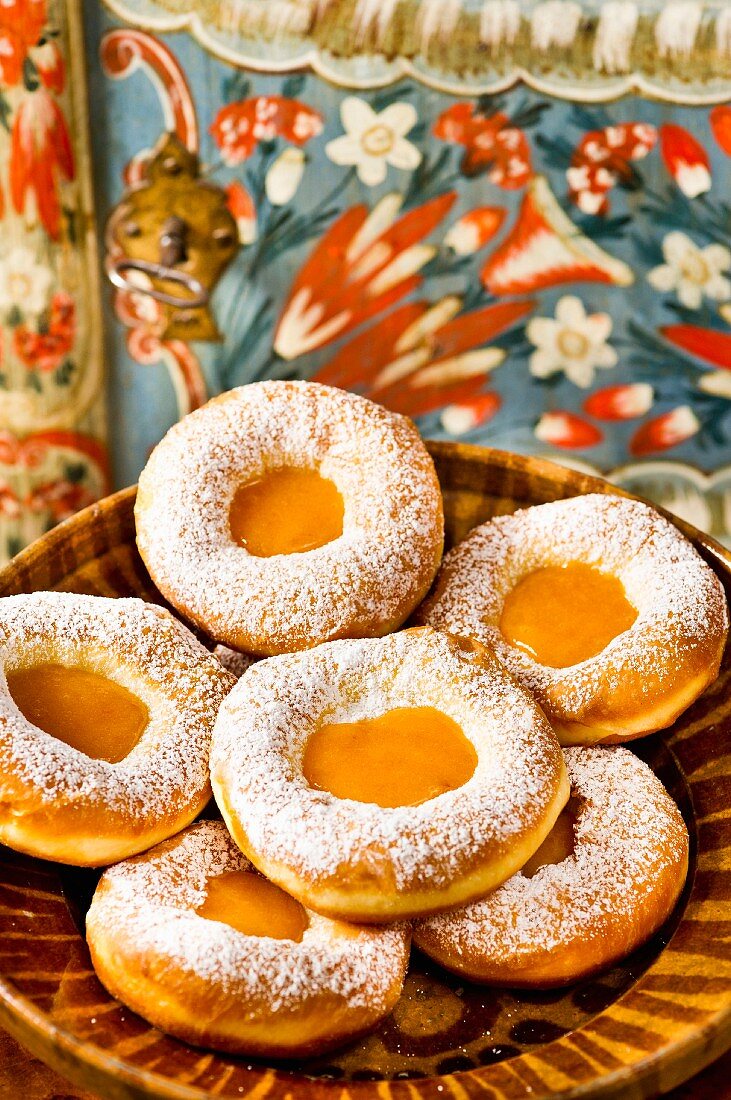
{"left": 274, "top": 192, "right": 455, "bottom": 360}
{"left": 440, "top": 392, "right": 502, "bottom": 434}
{"left": 443, "top": 207, "right": 506, "bottom": 254}
{"left": 225, "top": 181, "right": 256, "bottom": 244}
{"left": 583, "top": 383, "right": 654, "bottom": 420}
{"left": 661, "top": 324, "right": 731, "bottom": 369}
{"left": 629, "top": 406, "right": 700, "bottom": 456}
{"left": 660, "top": 124, "right": 711, "bottom": 198}
{"left": 312, "top": 296, "right": 533, "bottom": 419}
{"left": 710, "top": 106, "right": 731, "bottom": 156}
{"left": 482, "top": 176, "right": 633, "bottom": 295}
{"left": 534, "top": 411, "right": 603, "bottom": 448}
{"left": 10, "top": 88, "right": 74, "bottom": 240}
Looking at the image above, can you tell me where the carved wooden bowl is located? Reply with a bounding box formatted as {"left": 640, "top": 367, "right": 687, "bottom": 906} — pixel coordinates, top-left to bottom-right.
{"left": 0, "top": 442, "right": 729, "bottom": 1099}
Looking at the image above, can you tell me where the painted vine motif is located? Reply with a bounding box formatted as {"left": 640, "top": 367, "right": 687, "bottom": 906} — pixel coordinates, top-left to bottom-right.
{"left": 85, "top": 15, "right": 731, "bottom": 542}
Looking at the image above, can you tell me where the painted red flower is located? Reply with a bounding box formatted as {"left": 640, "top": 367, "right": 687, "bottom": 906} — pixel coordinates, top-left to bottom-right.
{"left": 482, "top": 176, "right": 633, "bottom": 295}
{"left": 434, "top": 103, "right": 532, "bottom": 189}
{"left": 583, "top": 383, "right": 654, "bottom": 420}
{"left": 443, "top": 207, "right": 506, "bottom": 254}
{"left": 0, "top": 484, "right": 21, "bottom": 519}
{"left": 10, "top": 88, "right": 74, "bottom": 240}
{"left": 274, "top": 191, "right": 456, "bottom": 360}
{"left": 0, "top": 0, "right": 46, "bottom": 87}
{"left": 661, "top": 324, "right": 731, "bottom": 369}
{"left": 13, "top": 291, "right": 74, "bottom": 372}
{"left": 28, "top": 479, "right": 96, "bottom": 522}
{"left": 31, "top": 39, "right": 64, "bottom": 92}
{"left": 567, "top": 123, "right": 656, "bottom": 215}
{"left": 710, "top": 106, "right": 731, "bottom": 156}
{"left": 225, "top": 181, "right": 256, "bottom": 244}
{"left": 534, "top": 411, "right": 603, "bottom": 449}
{"left": 659, "top": 125, "right": 711, "bottom": 199}
{"left": 441, "top": 392, "right": 502, "bottom": 435}
{"left": 629, "top": 407, "right": 700, "bottom": 457}
{"left": 311, "top": 296, "right": 533, "bottom": 419}
{"left": 210, "top": 96, "right": 323, "bottom": 166}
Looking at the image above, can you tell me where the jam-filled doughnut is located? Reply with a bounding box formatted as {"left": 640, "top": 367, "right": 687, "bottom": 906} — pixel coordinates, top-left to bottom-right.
{"left": 211, "top": 627, "right": 569, "bottom": 923}
{"left": 0, "top": 592, "right": 232, "bottom": 865}
{"left": 86, "top": 821, "right": 410, "bottom": 1056}
{"left": 413, "top": 746, "right": 689, "bottom": 987}
{"left": 135, "top": 380, "right": 444, "bottom": 656}
{"left": 417, "top": 494, "right": 727, "bottom": 743}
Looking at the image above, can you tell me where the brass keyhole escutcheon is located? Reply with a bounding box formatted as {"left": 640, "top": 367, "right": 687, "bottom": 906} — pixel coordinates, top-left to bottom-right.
{"left": 105, "top": 133, "right": 240, "bottom": 341}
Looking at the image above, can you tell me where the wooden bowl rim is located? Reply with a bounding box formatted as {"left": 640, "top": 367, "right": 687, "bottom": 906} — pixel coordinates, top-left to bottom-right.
{"left": 0, "top": 442, "right": 729, "bottom": 1099}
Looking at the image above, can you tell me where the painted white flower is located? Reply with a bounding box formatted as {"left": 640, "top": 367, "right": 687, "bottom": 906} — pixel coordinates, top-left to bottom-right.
{"left": 648, "top": 231, "right": 731, "bottom": 310}
{"left": 0, "top": 247, "right": 53, "bottom": 316}
{"left": 265, "top": 148, "right": 306, "bottom": 206}
{"left": 325, "top": 97, "right": 421, "bottom": 186}
{"left": 526, "top": 295, "right": 617, "bottom": 388}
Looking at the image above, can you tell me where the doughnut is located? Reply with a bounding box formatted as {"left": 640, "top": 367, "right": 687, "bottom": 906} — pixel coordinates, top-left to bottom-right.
{"left": 135, "top": 380, "right": 444, "bottom": 656}
{"left": 413, "top": 745, "right": 689, "bottom": 987}
{"left": 86, "top": 820, "right": 411, "bottom": 1056}
{"left": 210, "top": 627, "right": 569, "bottom": 923}
{"left": 0, "top": 592, "right": 233, "bottom": 865}
{"left": 417, "top": 494, "right": 728, "bottom": 743}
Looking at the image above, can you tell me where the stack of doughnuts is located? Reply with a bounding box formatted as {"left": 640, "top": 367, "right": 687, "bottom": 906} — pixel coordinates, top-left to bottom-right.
{"left": 0, "top": 380, "right": 725, "bottom": 1058}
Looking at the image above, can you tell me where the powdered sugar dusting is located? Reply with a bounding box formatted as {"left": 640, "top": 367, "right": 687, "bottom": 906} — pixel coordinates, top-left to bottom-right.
{"left": 135, "top": 381, "right": 444, "bottom": 654}
{"left": 213, "top": 645, "right": 257, "bottom": 679}
{"left": 418, "top": 494, "right": 728, "bottom": 723}
{"left": 87, "top": 820, "right": 410, "bottom": 1012}
{"left": 210, "top": 628, "right": 566, "bottom": 894}
{"left": 0, "top": 592, "right": 233, "bottom": 819}
{"left": 414, "top": 745, "right": 688, "bottom": 962}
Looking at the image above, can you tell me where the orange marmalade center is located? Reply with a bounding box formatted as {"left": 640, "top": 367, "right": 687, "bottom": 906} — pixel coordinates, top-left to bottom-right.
{"left": 302, "top": 706, "right": 478, "bottom": 808}
{"left": 229, "top": 467, "right": 344, "bottom": 557}
{"left": 196, "top": 870, "right": 308, "bottom": 942}
{"left": 7, "top": 663, "right": 149, "bottom": 763}
{"left": 500, "top": 562, "right": 637, "bottom": 668}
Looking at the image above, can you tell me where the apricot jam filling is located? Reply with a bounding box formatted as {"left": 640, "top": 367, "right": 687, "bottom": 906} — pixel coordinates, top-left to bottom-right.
{"left": 499, "top": 562, "right": 637, "bottom": 668}
{"left": 196, "top": 869, "right": 308, "bottom": 941}
{"left": 229, "top": 467, "right": 344, "bottom": 557}
{"left": 7, "top": 663, "right": 149, "bottom": 763}
{"left": 522, "top": 800, "right": 579, "bottom": 879}
{"left": 302, "top": 706, "right": 478, "bottom": 808}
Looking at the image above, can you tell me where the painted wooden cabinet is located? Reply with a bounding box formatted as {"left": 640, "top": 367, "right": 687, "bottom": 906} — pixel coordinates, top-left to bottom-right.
{"left": 2, "top": 0, "right": 731, "bottom": 556}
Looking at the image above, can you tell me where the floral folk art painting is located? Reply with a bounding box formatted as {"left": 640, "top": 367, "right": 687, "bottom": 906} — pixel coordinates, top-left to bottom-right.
{"left": 2, "top": 0, "right": 731, "bottom": 557}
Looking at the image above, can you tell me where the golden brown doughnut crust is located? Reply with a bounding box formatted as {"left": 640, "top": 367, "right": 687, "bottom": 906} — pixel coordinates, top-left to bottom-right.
{"left": 413, "top": 745, "right": 689, "bottom": 987}
{"left": 211, "top": 627, "right": 569, "bottom": 923}
{"left": 135, "top": 380, "right": 444, "bottom": 656}
{"left": 0, "top": 592, "right": 233, "bottom": 866}
{"left": 417, "top": 494, "right": 728, "bottom": 743}
{"left": 86, "top": 821, "right": 411, "bottom": 1057}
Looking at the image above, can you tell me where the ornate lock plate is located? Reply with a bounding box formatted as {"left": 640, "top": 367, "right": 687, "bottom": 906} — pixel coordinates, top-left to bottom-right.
{"left": 105, "top": 133, "right": 238, "bottom": 342}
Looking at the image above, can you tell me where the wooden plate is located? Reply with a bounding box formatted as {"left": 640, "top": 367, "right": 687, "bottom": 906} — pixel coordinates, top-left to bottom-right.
{"left": 0, "top": 442, "right": 729, "bottom": 1100}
